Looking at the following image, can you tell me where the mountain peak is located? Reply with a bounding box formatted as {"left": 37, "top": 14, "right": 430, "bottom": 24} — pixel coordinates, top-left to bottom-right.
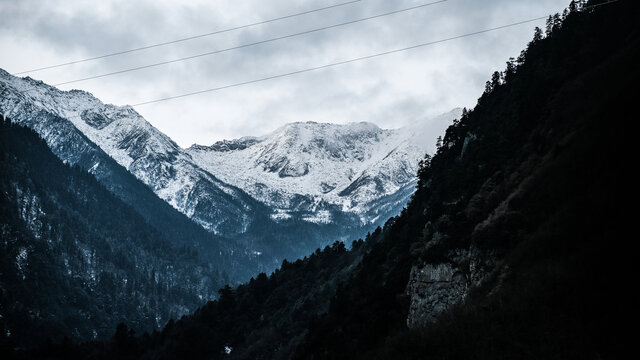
{"left": 271, "top": 120, "right": 382, "bottom": 139}
{"left": 187, "top": 110, "right": 460, "bottom": 223}
{"left": 0, "top": 70, "right": 259, "bottom": 235}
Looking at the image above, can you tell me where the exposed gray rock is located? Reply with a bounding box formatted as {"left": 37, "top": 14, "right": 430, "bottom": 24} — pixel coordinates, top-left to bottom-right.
{"left": 405, "top": 243, "right": 502, "bottom": 328}
{"left": 406, "top": 262, "right": 468, "bottom": 328}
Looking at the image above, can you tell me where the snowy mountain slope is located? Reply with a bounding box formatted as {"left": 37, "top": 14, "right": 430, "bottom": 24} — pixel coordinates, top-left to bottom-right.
{"left": 0, "top": 69, "right": 264, "bottom": 235}
{"left": 187, "top": 109, "right": 462, "bottom": 225}
{"left": 0, "top": 67, "right": 460, "bottom": 240}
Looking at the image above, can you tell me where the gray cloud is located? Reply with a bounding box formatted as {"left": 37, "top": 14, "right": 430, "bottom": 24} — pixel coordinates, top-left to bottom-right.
{"left": 0, "top": 0, "right": 568, "bottom": 146}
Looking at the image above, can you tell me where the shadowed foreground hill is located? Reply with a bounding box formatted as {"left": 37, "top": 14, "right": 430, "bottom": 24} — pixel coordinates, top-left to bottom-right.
{"left": 6, "top": 0, "right": 637, "bottom": 358}
{"left": 0, "top": 118, "right": 225, "bottom": 347}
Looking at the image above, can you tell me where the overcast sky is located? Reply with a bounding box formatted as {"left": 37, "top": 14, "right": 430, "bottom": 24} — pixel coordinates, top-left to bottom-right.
{"left": 0, "top": 0, "right": 567, "bottom": 147}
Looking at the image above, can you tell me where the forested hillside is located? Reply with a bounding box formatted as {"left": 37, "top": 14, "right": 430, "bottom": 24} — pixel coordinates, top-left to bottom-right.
{"left": 295, "top": 1, "right": 636, "bottom": 357}
{"left": 0, "top": 118, "right": 225, "bottom": 347}
{"left": 3, "top": 0, "right": 636, "bottom": 358}
{"left": 295, "top": 0, "right": 636, "bottom": 357}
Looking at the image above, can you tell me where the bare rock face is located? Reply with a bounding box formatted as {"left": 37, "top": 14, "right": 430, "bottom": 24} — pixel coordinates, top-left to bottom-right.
{"left": 405, "top": 161, "right": 533, "bottom": 328}
{"left": 404, "top": 226, "right": 509, "bottom": 329}
{"left": 405, "top": 247, "right": 504, "bottom": 329}
{"left": 405, "top": 262, "right": 468, "bottom": 328}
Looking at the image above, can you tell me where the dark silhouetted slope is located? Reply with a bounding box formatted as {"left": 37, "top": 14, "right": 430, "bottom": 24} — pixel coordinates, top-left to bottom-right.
{"left": 0, "top": 118, "right": 225, "bottom": 347}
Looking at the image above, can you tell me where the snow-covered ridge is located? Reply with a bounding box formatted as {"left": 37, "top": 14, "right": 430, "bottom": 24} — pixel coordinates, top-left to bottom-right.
{"left": 0, "top": 69, "right": 173, "bottom": 169}
{"left": 0, "top": 67, "right": 461, "bottom": 231}
{"left": 0, "top": 68, "right": 258, "bottom": 234}
{"left": 187, "top": 109, "right": 462, "bottom": 223}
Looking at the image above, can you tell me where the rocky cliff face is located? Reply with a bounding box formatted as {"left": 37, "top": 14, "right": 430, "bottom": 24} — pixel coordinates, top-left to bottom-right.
{"left": 406, "top": 262, "right": 468, "bottom": 327}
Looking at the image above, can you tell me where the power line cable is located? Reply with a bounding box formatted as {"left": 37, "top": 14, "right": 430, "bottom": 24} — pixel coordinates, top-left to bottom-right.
{"left": 129, "top": 0, "right": 619, "bottom": 107}
{"left": 47, "top": 0, "right": 448, "bottom": 88}
{"left": 11, "top": 0, "right": 364, "bottom": 76}
{"left": 130, "top": 16, "right": 549, "bottom": 107}
{"left": 8, "top": 0, "right": 619, "bottom": 112}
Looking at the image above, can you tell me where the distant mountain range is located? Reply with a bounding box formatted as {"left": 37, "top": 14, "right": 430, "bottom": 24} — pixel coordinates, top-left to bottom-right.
{"left": 0, "top": 74, "right": 264, "bottom": 235}
{"left": 187, "top": 110, "right": 460, "bottom": 226}
{"left": 0, "top": 69, "right": 458, "bottom": 256}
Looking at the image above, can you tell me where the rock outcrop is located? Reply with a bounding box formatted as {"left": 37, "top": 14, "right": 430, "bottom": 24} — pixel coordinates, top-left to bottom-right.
{"left": 406, "top": 261, "right": 468, "bottom": 327}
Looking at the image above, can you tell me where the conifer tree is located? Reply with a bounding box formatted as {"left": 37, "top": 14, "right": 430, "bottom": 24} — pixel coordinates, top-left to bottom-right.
{"left": 533, "top": 26, "right": 544, "bottom": 42}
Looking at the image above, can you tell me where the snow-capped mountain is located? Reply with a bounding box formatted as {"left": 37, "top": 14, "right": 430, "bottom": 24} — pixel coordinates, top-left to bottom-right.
{"left": 0, "top": 69, "right": 263, "bottom": 235}
{"left": 0, "top": 67, "right": 460, "bottom": 239}
{"left": 187, "top": 109, "right": 462, "bottom": 225}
